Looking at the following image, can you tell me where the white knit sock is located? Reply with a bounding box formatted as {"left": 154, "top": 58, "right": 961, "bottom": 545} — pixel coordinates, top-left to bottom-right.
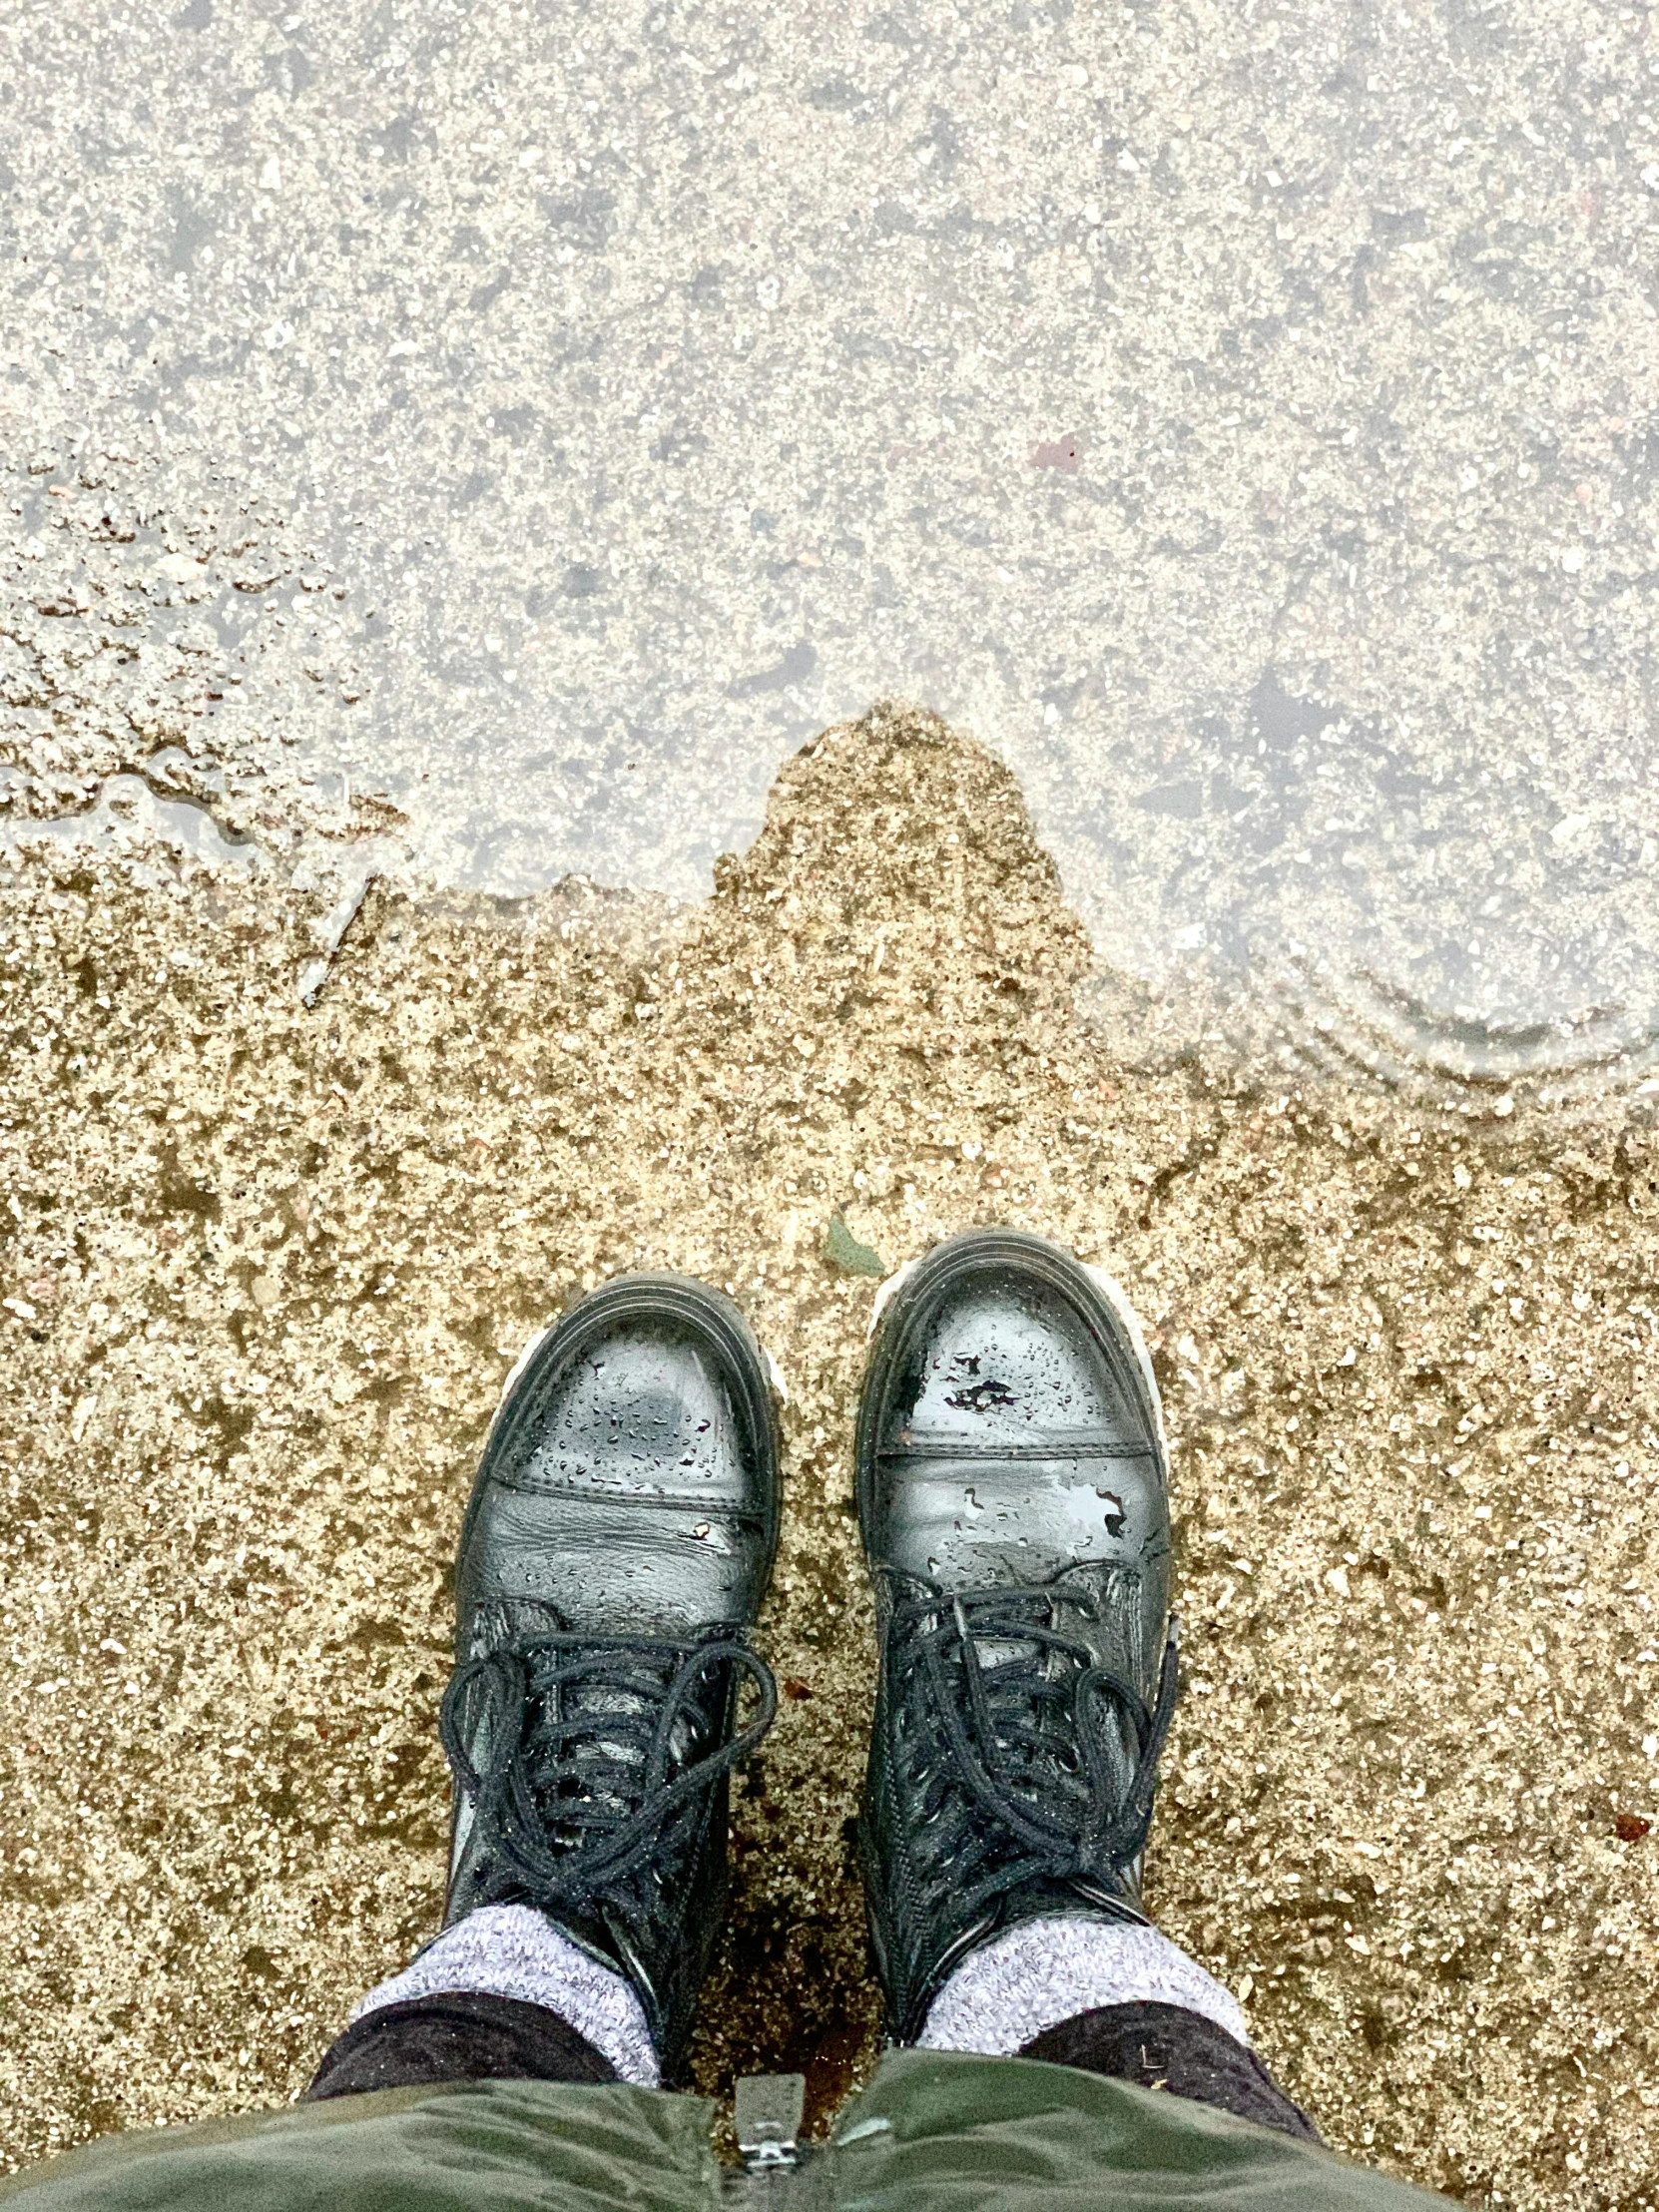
{"left": 352, "top": 1903, "right": 660, "bottom": 2086}
{"left": 919, "top": 1917, "right": 1250, "bottom": 2055}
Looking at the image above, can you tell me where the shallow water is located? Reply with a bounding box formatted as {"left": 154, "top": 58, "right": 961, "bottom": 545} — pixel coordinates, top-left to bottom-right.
{"left": 3, "top": 0, "right": 1656, "bottom": 1100}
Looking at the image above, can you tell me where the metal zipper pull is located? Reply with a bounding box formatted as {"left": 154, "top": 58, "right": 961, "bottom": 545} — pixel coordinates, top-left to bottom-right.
{"left": 735, "top": 2071, "right": 807, "bottom": 2175}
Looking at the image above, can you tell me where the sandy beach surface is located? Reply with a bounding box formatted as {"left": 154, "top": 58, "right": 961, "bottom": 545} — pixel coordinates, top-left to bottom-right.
{"left": 2, "top": 705, "right": 1655, "bottom": 2204}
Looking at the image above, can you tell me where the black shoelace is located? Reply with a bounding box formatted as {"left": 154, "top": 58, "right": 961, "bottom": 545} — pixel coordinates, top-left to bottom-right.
{"left": 883, "top": 1570, "right": 1179, "bottom": 1917}
{"left": 440, "top": 1623, "right": 777, "bottom": 1911}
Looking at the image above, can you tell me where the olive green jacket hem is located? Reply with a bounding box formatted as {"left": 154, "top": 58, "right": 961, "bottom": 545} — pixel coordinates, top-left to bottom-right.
{"left": 0, "top": 2048, "right": 1454, "bottom": 2211}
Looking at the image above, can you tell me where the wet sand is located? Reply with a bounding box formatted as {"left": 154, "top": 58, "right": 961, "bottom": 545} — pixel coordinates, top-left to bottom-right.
{"left": 1, "top": 706, "right": 1655, "bottom": 2204}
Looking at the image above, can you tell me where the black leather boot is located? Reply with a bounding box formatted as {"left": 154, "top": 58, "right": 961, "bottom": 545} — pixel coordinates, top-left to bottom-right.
{"left": 440, "top": 1275, "right": 781, "bottom": 2079}
{"left": 855, "top": 1230, "right": 1178, "bottom": 2041}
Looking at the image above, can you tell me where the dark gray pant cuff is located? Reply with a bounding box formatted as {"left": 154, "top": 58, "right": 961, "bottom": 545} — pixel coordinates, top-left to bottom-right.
{"left": 305, "top": 1989, "right": 618, "bottom": 2100}
{"left": 1019, "top": 1999, "right": 1322, "bottom": 2141}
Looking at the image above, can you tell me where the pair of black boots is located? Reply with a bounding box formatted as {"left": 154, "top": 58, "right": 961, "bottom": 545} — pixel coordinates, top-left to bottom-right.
{"left": 372, "top": 1228, "right": 1180, "bottom": 2084}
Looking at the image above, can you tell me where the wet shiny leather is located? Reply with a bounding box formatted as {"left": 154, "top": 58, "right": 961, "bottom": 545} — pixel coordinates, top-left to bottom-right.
{"left": 857, "top": 1231, "right": 1171, "bottom": 1688}
{"left": 442, "top": 1275, "right": 780, "bottom": 2073}
{"left": 454, "top": 1276, "right": 780, "bottom": 1645}
{"left": 856, "top": 1230, "right": 1175, "bottom": 2035}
